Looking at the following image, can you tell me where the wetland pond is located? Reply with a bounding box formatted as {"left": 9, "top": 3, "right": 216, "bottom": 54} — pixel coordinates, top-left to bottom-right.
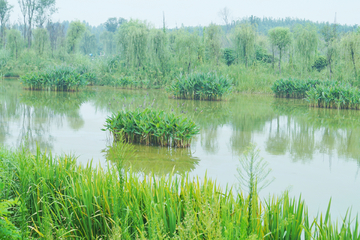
{"left": 1, "top": 79, "right": 360, "bottom": 219}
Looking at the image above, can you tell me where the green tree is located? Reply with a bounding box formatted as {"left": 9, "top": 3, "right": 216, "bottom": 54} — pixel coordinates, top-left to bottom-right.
{"left": 66, "top": 20, "right": 86, "bottom": 54}
{"left": 80, "top": 28, "right": 97, "bottom": 55}
{"left": 35, "top": 0, "right": 57, "bottom": 28}
{"left": 46, "top": 20, "right": 64, "bottom": 57}
{"left": 294, "top": 24, "right": 318, "bottom": 73}
{"left": 205, "top": 24, "right": 221, "bottom": 64}
{"left": 6, "top": 29, "right": 23, "bottom": 59}
{"left": 100, "top": 31, "right": 115, "bottom": 55}
{"left": 170, "top": 29, "right": 202, "bottom": 73}
{"left": 104, "top": 17, "right": 118, "bottom": 32}
{"left": 269, "top": 27, "right": 291, "bottom": 74}
{"left": 233, "top": 23, "right": 256, "bottom": 68}
{"left": 33, "top": 27, "right": 49, "bottom": 55}
{"left": 321, "top": 23, "right": 337, "bottom": 79}
{"left": 148, "top": 28, "right": 169, "bottom": 81}
{"left": 341, "top": 32, "right": 360, "bottom": 80}
{"left": 0, "top": 0, "right": 12, "bottom": 47}
{"left": 117, "top": 20, "right": 149, "bottom": 70}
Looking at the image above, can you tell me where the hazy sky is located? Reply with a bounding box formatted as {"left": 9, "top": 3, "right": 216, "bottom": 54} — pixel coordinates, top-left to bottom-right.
{"left": 9, "top": 0, "right": 360, "bottom": 28}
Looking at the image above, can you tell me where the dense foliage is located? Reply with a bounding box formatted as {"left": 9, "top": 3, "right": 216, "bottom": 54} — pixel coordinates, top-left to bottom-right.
{"left": 104, "top": 108, "right": 199, "bottom": 147}
{"left": 21, "top": 65, "right": 96, "bottom": 91}
{"left": 1, "top": 147, "right": 360, "bottom": 239}
{"left": 306, "top": 82, "right": 360, "bottom": 109}
{"left": 167, "top": 72, "right": 233, "bottom": 100}
{"left": 271, "top": 78, "right": 322, "bottom": 98}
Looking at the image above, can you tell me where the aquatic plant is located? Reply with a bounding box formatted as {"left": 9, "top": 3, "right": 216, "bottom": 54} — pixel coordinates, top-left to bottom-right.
{"left": 306, "top": 81, "right": 360, "bottom": 109}
{"left": 21, "top": 65, "right": 96, "bottom": 91}
{"left": 103, "top": 108, "right": 200, "bottom": 147}
{"left": 167, "top": 72, "right": 233, "bottom": 101}
{"left": 271, "top": 78, "right": 322, "bottom": 98}
{"left": 1, "top": 147, "right": 360, "bottom": 239}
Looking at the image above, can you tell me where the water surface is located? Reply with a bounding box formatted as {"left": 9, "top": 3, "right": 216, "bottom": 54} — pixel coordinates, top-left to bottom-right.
{"left": 1, "top": 79, "right": 360, "bottom": 219}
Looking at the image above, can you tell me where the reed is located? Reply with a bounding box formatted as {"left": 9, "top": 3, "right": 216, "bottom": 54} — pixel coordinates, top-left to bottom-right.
{"left": 103, "top": 108, "right": 200, "bottom": 148}
{"left": 1, "top": 147, "right": 360, "bottom": 239}
{"left": 21, "top": 65, "right": 96, "bottom": 91}
{"left": 167, "top": 72, "right": 233, "bottom": 101}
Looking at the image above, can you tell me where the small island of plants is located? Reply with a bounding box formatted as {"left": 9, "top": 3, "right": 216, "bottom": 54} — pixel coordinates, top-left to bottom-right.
{"left": 167, "top": 72, "right": 233, "bottom": 101}
{"left": 21, "top": 65, "right": 96, "bottom": 91}
{"left": 103, "top": 108, "right": 199, "bottom": 147}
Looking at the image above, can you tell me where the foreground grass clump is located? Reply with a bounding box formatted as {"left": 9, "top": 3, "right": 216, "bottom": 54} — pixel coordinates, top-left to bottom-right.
{"left": 167, "top": 72, "right": 233, "bottom": 100}
{"left": 1, "top": 147, "right": 360, "bottom": 239}
{"left": 104, "top": 108, "right": 199, "bottom": 147}
{"left": 271, "top": 78, "right": 322, "bottom": 98}
{"left": 21, "top": 65, "right": 96, "bottom": 91}
{"left": 306, "top": 82, "right": 360, "bottom": 109}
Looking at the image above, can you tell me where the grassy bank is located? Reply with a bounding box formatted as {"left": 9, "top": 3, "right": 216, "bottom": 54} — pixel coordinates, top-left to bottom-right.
{"left": 0, "top": 146, "right": 359, "bottom": 239}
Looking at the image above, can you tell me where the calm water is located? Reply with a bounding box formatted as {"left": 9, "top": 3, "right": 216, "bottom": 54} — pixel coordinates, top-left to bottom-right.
{"left": 1, "top": 79, "right": 360, "bottom": 219}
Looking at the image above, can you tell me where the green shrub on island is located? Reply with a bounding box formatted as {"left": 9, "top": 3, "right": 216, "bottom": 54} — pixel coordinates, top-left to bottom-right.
{"left": 104, "top": 108, "right": 199, "bottom": 147}
{"left": 306, "top": 82, "right": 360, "bottom": 109}
{"left": 167, "top": 72, "right": 233, "bottom": 100}
{"left": 21, "top": 65, "right": 96, "bottom": 91}
{"left": 271, "top": 78, "right": 322, "bottom": 98}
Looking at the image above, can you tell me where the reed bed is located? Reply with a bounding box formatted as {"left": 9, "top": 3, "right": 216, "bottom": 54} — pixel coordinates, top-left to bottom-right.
{"left": 271, "top": 78, "right": 323, "bottom": 98}
{"left": 1, "top": 147, "right": 360, "bottom": 239}
{"left": 167, "top": 72, "right": 233, "bottom": 101}
{"left": 306, "top": 82, "right": 360, "bottom": 109}
{"left": 104, "top": 108, "right": 200, "bottom": 147}
{"left": 21, "top": 65, "right": 96, "bottom": 91}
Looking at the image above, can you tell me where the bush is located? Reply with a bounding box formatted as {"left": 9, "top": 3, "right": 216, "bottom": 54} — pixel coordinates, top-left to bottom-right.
{"left": 167, "top": 72, "right": 233, "bottom": 100}
{"left": 21, "top": 65, "right": 96, "bottom": 91}
{"left": 313, "top": 56, "right": 327, "bottom": 72}
{"left": 103, "top": 108, "right": 199, "bottom": 147}
{"left": 223, "top": 48, "right": 236, "bottom": 66}
{"left": 271, "top": 78, "right": 322, "bottom": 98}
{"left": 306, "top": 81, "right": 360, "bottom": 109}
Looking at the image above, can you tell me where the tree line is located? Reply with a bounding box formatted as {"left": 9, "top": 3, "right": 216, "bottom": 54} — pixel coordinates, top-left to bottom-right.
{"left": 1, "top": 0, "right": 360, "bottom": 87}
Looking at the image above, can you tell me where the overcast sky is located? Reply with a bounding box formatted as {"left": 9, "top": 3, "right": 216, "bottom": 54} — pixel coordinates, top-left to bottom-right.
{"left": 8, "top": 0, "right": 360, "bottom": 28}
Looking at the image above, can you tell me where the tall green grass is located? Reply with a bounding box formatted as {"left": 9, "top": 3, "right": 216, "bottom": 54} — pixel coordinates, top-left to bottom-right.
{"left": 1, "top": 147, "right": 360, "bottom": 239}
{"left": 167, "top": 72, "right": 233, "bottom": 101}
{"left": 104, "top": 108, "right": 200, "bottom": 147}
{"left": 21, "top": 65, "right": 96, "bottom": 91}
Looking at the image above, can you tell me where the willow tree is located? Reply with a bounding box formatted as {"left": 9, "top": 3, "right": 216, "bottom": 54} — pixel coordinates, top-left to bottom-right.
{"left": 170, "top": 29, "right": 202, "bottom": 73}
{"left": 66, "top": 20, "right": 86, "bottom": 54}
{"left": 100, "top": 31, "right": 115, "bottom": 55}
{"left": 0, "top": 0, "right": 12, "bottom": 47}
{"left": 33, "top": 27, "right": 49, "bottom": 55}
{"left": 205, "top": 24, "right": 221, "bottom": 64}
{"left": 269, "top": 27, "right": 291, "bottom": 74}
{"left": 233, "top": 23, "right": 256, "bottom": 68}
{"left": 6, "top": 29, "right": 23, "bottom": 59}
{"left": 341, "top": 32, "right": 360, "bottom": 80}
{"left": 117, "top": 20, "right": 149, "bottom": 71}
{"left": 294, "top": 24, "right": 318, "bottom": 73}
{"left": 321, "top": 23, "right": 338, "bottom": 79}
{"left": 80, "top": 29, "right": 97, "bottom": 55}
{"left": 148, "top": 28, "right": 169, "bottom": 82}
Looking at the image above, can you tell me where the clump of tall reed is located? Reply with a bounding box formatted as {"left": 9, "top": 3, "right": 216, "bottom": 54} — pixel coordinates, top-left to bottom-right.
{"left": 271, "top": 78, "right": 322, "bottom": 98}
{"left": 1, "top": 147, "right": 360, "bottom": 239}
{"left": 21, "top": 65, "right": 96, "bottom": 91}
{"left": 306, "top": 81, "right": 360, "bottom": 109}
{"left": 103, "top": 108, "right": 200, "bottom": 147}
{"left": 167, "top": 72, "right": 233, "bottom": 101}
